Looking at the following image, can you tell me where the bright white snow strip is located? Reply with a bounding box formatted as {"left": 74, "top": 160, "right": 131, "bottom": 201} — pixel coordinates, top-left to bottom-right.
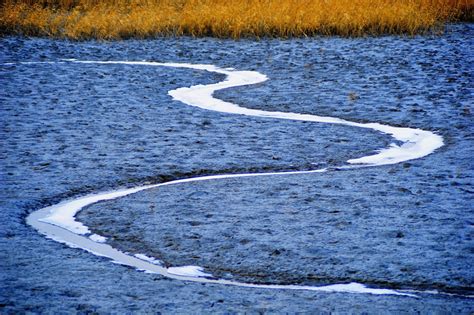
{"left": 21, "top": 60, "right": 450, "bottom": 297}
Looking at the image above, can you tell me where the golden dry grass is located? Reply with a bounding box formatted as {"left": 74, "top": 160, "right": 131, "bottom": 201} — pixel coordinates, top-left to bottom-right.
{"left": 1, "top": 0, "right": 473, "bottom": 39}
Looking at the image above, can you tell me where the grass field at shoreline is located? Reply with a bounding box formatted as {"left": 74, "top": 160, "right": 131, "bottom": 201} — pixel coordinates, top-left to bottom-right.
{"left": 1, "top": 0, "right": 473, "bottom": 39}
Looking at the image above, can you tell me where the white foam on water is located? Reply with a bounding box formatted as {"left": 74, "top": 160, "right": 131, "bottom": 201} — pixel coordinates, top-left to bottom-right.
{"left": 20, "top": 60, "right": 451, "bottom": 298}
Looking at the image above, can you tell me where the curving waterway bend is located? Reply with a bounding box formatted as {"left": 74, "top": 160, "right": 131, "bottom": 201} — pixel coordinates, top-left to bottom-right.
{"left": 23, "top": 60, "right": 453, "bottom": 297}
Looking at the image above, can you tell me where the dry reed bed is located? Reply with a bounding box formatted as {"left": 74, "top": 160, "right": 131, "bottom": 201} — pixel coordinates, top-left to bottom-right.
{"left": 1, "top": 0, "right": 473, "bottom": 39}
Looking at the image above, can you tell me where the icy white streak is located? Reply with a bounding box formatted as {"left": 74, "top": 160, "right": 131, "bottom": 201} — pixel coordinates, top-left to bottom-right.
{"left": 66, "top": 60, "right": 443, "bottom": 167}
{"left": 25, "top": 60, "right": 446, "bottom": 297}
{"left": 168, "top": 266, "right": 214, "bottom": 278}
{"left": 28, "top": 198, "right": 414, "bottom": 296}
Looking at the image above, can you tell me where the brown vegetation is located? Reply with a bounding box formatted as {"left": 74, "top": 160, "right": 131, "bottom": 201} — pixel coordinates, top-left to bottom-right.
{"left": 1, "top": 0, "right": 473, "bottom": 39}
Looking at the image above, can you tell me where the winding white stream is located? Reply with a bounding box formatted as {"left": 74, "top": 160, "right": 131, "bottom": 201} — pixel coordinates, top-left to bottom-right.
{"left": 22, "top": 60, "right": 453, "bottom": 297}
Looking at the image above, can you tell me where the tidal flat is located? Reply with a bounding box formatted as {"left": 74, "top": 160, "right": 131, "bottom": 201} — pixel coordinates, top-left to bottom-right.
{"left": 1, "top": 24, "right": 473, "bottom": 313}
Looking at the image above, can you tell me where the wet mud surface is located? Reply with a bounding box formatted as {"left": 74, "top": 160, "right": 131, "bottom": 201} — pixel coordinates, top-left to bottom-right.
{"left": 1, "top": 24, "right": 473, "bottom": 312}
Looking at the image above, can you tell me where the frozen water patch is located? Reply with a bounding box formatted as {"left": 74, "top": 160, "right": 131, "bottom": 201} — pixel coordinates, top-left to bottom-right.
{"left": 20, "top": 60, "right": 450, "bottom": 297}
{"left": 134, "top": 254, "right": 163, "bottom": 266}
{"left": 167, "top": 266, "right": 213, "bottom": 278}
{"left": 89, "top": 234, "right": 107, "bottom": 243}
{"left": 39, "top": 186, "right": 150, "bottom": 235}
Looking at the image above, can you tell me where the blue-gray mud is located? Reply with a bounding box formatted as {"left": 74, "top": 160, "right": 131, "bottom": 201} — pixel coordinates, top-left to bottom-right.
{"left": 1, "top": 24, "right": 473, "bottom": 313}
